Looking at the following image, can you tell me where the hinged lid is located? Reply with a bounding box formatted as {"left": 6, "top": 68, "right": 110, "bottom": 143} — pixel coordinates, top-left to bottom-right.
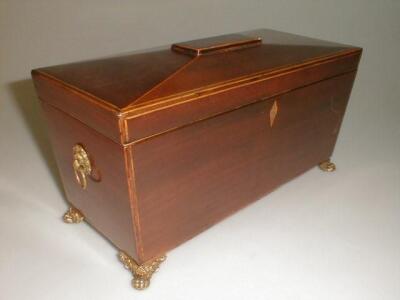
{"left": 32, "top": 29, "right": 361, "bottom": 145}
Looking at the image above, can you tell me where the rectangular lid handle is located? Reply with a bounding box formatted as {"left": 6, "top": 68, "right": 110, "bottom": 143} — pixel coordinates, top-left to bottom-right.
{"left": 171, "top": 34, "right": 262, "bottom": 57}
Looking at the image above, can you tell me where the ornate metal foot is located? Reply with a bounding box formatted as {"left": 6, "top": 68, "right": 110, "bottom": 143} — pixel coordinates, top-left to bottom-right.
{"left": 118, "top": 251, "right": 166, "bottom": 290}
{"left": 318, "top": 159, "right": 336, "bottom": 172}
{"left": 63, "top": 207, "right": 84, "bottom": 223}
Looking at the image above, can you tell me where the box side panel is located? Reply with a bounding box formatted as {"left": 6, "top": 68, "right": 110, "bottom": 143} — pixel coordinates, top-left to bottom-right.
{"left": 42, "top": 103, "right": 138, "bottom": 260}
{"left": 124, "top": 51, "right": 360, "bottom": 143}
{"left": 131, "top": 71, "right": 356, "bottom": 261}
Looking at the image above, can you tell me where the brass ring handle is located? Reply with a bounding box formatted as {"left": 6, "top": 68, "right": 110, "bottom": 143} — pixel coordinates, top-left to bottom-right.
{"left": 72, "top": 144, "right": 92, "bottom": 189}
{"left": 74, "top": 164, "right": 88, "bottom": 189}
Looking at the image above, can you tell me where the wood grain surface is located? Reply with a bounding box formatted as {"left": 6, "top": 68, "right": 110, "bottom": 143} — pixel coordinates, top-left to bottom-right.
{"left": 132, "top": 72, "right": 356, "bottom": 261}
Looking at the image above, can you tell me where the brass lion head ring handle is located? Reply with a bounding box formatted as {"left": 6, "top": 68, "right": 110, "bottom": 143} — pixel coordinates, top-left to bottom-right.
{"left": 72, "top": 144, "right": 93, "bottom": 189}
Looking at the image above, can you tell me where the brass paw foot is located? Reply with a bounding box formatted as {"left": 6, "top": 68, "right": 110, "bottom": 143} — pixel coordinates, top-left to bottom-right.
{"left": 318, "top": 159, "right": 336, "bottom": 172}
{"left": 63, "top": 207, "right": 84, "bottom": 223}
{"left": 118, "top": 251, "right": 166, "bottom": 290}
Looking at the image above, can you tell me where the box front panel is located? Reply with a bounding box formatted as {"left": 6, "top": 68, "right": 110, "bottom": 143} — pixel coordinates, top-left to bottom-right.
{"left": 132, "top": 71, "right": 356, "bottom": 261}
{"left": 42, "top": 103, "right": 138, "bottom": 260}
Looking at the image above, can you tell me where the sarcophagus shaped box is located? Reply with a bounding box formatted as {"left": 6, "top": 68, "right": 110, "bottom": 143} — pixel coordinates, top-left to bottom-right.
{"left": 31, "top": 29, "right": 361, "bottom": 290}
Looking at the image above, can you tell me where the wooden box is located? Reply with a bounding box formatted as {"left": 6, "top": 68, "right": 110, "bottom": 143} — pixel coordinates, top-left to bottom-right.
{"left": 31, "top": 29, "right": 361, "bottom": 290}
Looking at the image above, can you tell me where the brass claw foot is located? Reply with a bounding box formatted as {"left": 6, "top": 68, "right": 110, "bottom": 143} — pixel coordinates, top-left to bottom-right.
{"left": 63, "top": 207, "right": 84, "bottom": 223}
{"left": 318, "top": 159, "right": 336, "bottom": 172}
{"left": 118, "top": 251, "right": 166, "bottom": 290}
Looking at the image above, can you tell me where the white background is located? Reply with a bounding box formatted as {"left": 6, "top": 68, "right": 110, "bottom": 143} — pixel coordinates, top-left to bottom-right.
{"left": 0, "top": 1, "right": 399, "bottom": 299}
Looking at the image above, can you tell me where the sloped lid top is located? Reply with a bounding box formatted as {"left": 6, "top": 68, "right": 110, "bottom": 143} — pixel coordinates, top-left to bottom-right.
{"left": 34, "top": 29, "right": 360, "bottom": 111}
